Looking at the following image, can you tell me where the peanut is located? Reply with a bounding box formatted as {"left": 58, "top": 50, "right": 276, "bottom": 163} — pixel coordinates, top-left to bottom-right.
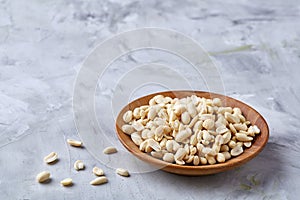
{"left": 74, "top": 160, "right": 85, "bottom": 170}
{"left": 103, "top": 146, "right": 118, "bottom": 154}
{"left": 60, "top": 178, "right": 73, "bottom": 186}
{"left": 116, "top": 168, "right": 130, "bottom": 177}
{"left": 67, "top": 139, "right": 83, "bottom": 147}
{"left": 90, "top": 177, "right": 108, "bottom": 185}
{"left": 43, "top": 152, "right": 58, "bottom": 164}
{"left": 93, "top": 167, "right": 104, "bottom": 176}
{"left": 36, "top": 171, "right": 50, "bottom": 183}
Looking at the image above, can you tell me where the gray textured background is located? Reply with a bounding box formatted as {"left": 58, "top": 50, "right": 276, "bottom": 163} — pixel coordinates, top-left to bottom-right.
{"left": 1, "top": 0, "right": 300, "bottom": 199}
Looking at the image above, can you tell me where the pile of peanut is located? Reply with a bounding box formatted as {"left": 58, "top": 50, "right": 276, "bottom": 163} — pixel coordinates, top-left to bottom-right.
{"left": 122, "top": 94, "right": 261, "bottom": 165}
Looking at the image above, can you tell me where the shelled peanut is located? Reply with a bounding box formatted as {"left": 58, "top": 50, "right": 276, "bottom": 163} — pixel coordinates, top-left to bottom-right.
{"left": 121, "top": 94, "right": 261, "bottom": 165}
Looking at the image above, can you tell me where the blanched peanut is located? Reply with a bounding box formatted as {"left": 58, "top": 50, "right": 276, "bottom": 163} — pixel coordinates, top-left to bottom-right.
{"left": 244, "top": 142, "right": 252, "bottom": 148}
{"left": 121, "top": 124, "right": 135, "bottom": 135}
{"left": 212, "top": 98, "right": 222, "bottom": 107}
{"left": 239, "top": 114, "right": 246, "bottom": 122}
{"left": 216, "top": 153, "right": 225, "bottom": 163}
{"left": 131, "top": 132, "right": 143, "bottom": 146}
{"left": 234, "top": 123, "right": 247, "bottom": 131}
{"left": 160, "top": 138, "right": 168, "bottom": 148}
{"left": 74, "top": 160, "right": 85, "bottom": 170}
{"left": 133, "top": 107, "right": 141, "bottom": 119}
{"left": 132, "top": 121, "right": 144, "bottom": 132}
{"left": 139, "top": 140, "right": 148, "bottom": 151}
{"left": 216, "top": 125, "right": 228, "bottom": 134}
{"left": 231, "top": 146, "right": 244, "bottom": 156}
{"left": 236, "top": 141, "right": 244, "bottom": 147}
{"left": 215, "top": 135, "right": 224, "bottom": 146}
{"left": 190, "top": 134, "right": 197, "bottom": 146}
{"left": 60, "top": 178, "right": 73, "bottom": 186}
{"left": 201, "top": 147, "right": 212, "bottom": 155}
{"left": 200, "top": 114, "right": 215, "bottom": 121}
{"left": 206, "top": 155, "right": 216, "bottom": 165}
{"left": 228, "top": 140, "right": 237, "bottom": 149}
{"left": 212, "top": 143, "right": 221, "bottom": 153}
{"left": 193, "top": 121, "right": 203, "bottom": 132}
{"left": 116, "top": 168, "right": 130, "bottom": 177}
{"left": 225, "top": 112, "right": 239, "bottom": 124}
{"left": 147, "top": 107, "right": 156, "bottom": 120}
{"left": 202, "top": 119, "right": 214, "bottom": 130}
{"left": 222, "top": 132, "right": 232, "bottom": 144}
{"left": 229, "top": 123, "right": 237, "bottom": 134}
{"left": 123, "top": 110, "right": 133, "bottom": 123}
{"left": 181, "top": 112, "right": 191, "bottom": 125}
{"left": 193, "top": 155, "right": 200, "bottom": 165}
{"left": 220, "top": 144, "right": 229, "bottom": 152}
{"left": 153, "top": 95, "right": 164, "bottom": 104}
{"left": 151, "top": 151, "right": 164, "bottom": 159}
{"left": 67, "top": 139, "right": 83, "bottom": 147}
{"left": 221, "top": 151, "right": 231, "bottom": 160}
{"left": 36, "top": 171, "right": 50, "bottom": 183}
{"left": 218, "top": 107, "right": 232, "bottom": 114}
{"left": 190, "top": 146, "right": 197, "bottom": 155}
{"left": 186, "top": 155, "right": 194, "bottom": 163}
{"left": 175, "top": 159, "right": 185, "bottom": 165}
{"left": 44, "top": 152, "right": 58, "bottom": 164}
{"left": 188, "top": 116, "right": 199, "bottom": 128}
{"left": 175, "top": 129, "right": 192, "bottom": 143}
{"left": 147, "top": 138, "right": 161, "bottom": 151}
{"left": 174, "top": 148, "right": 186, "bottom": 161}
{"left": 90, "top": 177, "right": 108, "bottom": 185}
{"left": 235, "top": 133, "right": 253, "bottom": 142}
{"left": 187, "top": 103, "right": 197, "bottom": 118}
{"left": 163, "top": 153, "right": 175, "bottom": 163}
{"left": 93, "top": 167, "right": 104, "bottom": 176}
{"left": 202, "top": 130, "right": 211, "bottom": 141}
{"left": 103, "top": 146, "right": 118, "bottom": 154}
{"left": 200, "top": 157, "right": 207, "bottom": 165}
{"left": 174, "top": 104, "right": 186, "bottom": 116}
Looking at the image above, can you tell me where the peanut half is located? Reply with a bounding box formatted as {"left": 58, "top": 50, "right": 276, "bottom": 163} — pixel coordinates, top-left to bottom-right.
{"left": 90, "top": 177, "right": 108, "bottom": 185}
{"left": 36, "top": 171, "right": 50, "bottom": 183}
{"left": 60, "top": 178, "right": 73, "bottom": 186}
{"left": 93, "top": 167, "right": 104, "bottom": 176}
{"left": 74, "top": 160, "right": 85, "bottom": 170}
{"left": 67, "top": 139, "right": 83, "bottom": 147}
{"left": 116, "top": 168, "right": 130, "bottom": 177}
{"left": 43, "top": 152, "right": 58, "bottom": 164}
{"left": 103, "top": 146, "right": 118, "bottom": 154}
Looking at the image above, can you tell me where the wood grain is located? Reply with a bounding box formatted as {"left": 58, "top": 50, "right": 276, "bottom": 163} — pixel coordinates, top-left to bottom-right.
{"left": 115, "top": 91, "right": 269, "bottom": 176}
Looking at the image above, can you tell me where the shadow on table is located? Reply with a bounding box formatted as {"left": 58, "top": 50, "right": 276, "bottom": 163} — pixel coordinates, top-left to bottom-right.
{"left": 146, "top": 142, "right": 286, "bottom": 198}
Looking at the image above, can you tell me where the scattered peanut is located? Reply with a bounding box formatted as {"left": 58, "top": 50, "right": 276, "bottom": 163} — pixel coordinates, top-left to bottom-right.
{"left": 74, "top": 160, "right": 85, "bottom": 170}
{"left": 116, "top": 168, "right": 130, "bottom": 177}
{"left": 67, "top": 139, "right": 83, "bottom": 147}
{"left": 60, "top": 178, "right": 73, "bottom": 186}
{"left": 36, "top": 171, "right": 51, "bottom": 183}
{"left": 121, "top": 95, "right": 261, "bottom": 166}
{"left": 90, "top": 177, "right": 108, "bottom": 185}
{"left": 103, "top": 146, "right": 118, "bottom": 154}
{"left": 43, "top": 152, "right": 58, "bottom": 164}
{"left": 93, "top": 167, "right": 104, "bottom": 176}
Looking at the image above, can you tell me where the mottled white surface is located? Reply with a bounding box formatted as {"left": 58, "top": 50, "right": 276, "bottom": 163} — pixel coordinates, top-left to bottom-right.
{"left": 1, "top": 0, "right": 300, "bottom": 199}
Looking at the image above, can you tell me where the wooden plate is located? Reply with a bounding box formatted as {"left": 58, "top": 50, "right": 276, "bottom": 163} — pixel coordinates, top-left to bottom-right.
{"left": 115, "top": 91, "right": 269, "bottom": 175}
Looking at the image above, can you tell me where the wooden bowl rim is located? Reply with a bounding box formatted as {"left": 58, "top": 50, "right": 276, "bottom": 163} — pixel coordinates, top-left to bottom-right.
{"left": 115, "top": 90, "right": 269, "bottom": 175}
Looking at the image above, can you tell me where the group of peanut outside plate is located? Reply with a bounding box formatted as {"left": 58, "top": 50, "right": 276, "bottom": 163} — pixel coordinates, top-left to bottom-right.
{"left": 121, "top": 95, "right": 261, "bottom": 166}
{"left": 36, "top": 139, "right": 129, "bottom": 186}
